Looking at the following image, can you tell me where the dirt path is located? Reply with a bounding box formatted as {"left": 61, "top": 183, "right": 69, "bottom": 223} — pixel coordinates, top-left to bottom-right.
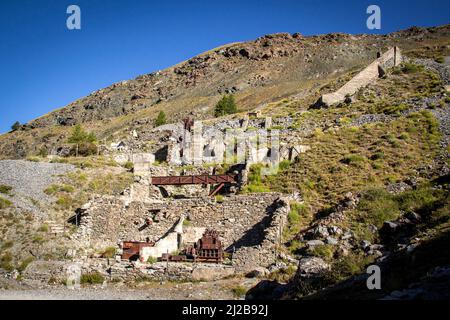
{"left": 0, "top": 278, "right": 257, "bottom": 300}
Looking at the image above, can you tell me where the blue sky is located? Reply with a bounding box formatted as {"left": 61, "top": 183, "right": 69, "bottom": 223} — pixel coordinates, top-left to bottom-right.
{"left": 0, "top": 0, "right": 449, "bottom": 133}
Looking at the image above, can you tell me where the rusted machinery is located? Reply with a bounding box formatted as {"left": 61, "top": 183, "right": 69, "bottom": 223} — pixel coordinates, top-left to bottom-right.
{"left": 151, "top": 174, "right": 237, "bottom": 196}
{"left": 187, "top": 229, "right": 224, "bottom": 263}
{"left": 157, "top": 229, "right": 224, "bottom": 263}
{"left": 121, "top": 241, "right": 154, "bottom": 260}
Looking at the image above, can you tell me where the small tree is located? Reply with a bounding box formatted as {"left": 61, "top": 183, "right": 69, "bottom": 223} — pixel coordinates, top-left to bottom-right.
{"left": 154, "top": 111, "right": 167, "bottom": 127}
{"left": 214, "top": 95, "right": 238, "bottom": 117}
{"left": 67, "top": 124, "right": 97, "bottom": 157}
{"left": 67, "top": 124, "right": 97, "bottom": 144}
{"left": 11, "top": 121, "right": 21, "bottom": 131}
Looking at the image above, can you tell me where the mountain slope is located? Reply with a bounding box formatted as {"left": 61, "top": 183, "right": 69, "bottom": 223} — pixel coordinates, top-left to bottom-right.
{"left": 1, "top": 24, "right": 450, "bottom": 159}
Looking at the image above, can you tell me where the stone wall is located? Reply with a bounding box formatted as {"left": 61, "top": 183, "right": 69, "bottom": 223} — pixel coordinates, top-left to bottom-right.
{"left": 231, "top": 197, "right": 290, "bottom": 273}
{"left": 72, "top": 193, "right": 283, "bottom": 252}
{"left": 21, "top": 259, "right": 235, "bottom": 284}
{"left": 319, "top": 47, "right": 402, "bottom": 107}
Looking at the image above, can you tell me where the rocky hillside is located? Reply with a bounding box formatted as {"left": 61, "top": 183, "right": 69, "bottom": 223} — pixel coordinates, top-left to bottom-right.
{"left": 1, "top": 24, "right": 450, "bottom": 159}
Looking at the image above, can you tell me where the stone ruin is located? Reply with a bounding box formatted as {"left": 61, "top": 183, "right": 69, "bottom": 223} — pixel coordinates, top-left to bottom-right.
{"left": 70, "top": 192, "right": 293, "bottom": 277}
{"left": 317, "top": 46, "right": 403, "bottom": 107}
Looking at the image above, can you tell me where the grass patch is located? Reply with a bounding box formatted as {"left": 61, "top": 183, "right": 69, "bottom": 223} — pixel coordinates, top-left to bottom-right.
{"left": 44, "top": 184, "right": 74, "bottom": 195}
{"left": 0, "top": 185, "right": 12, "bottom": 195}
{"left": 0, "top": 252, "right": 14, "bottom": 272}
{"left": 17, "top": 257, "right": 34, "bottom": 272}
{"left": 80, "top": 272, "right": 105, "bottom": 285}
{"left": 0, "top": 197, "right": 12, "bottom": 209}
{"left": 147, "top": 256, "right": 158, "bottom": 264}
{"left": 100, "top": 247, "right": 116, "bottom": 258}
{"left": 231, "top": 285, "right": 247, "bottom": 298}
{"left": 307, "top": 244, "right": 335, "bottom": 261}
{"left": 341, "top": 154, "right": 366, "bottom": 167}
{"left": 1, "top": 240, "right": 14, "bottom": 250}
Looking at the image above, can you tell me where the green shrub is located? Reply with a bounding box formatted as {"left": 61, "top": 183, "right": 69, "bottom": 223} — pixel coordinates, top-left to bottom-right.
{"left": 100, "top": 247, "right": 116, "bottom": 258}
{"left": 356, "top": 188, "right": 400, "bottom": 227}
{"left": 56, "top": 195, "right": 74, "bottom": 210}
{"left": 44, "top": 184, "right": 74, "bottom": 195}
{"left": 435, "top": 56, "right": 445, "bottom": 64}
{"left": 38, "top": 224, "right": 49, "bottom": 232}
{"left": 154, "top": 111, "right": 167, "bottom": 127}
{"left": 73, "top": 142, "right": 98, "bottom": 157}
{"left": 11, "top": 121, "right": 21, "bottom": 131}
{"left": 80, "top": 272, "right": 105, "bottom": 285}
{"left": 278, "top": 160, "right": 291, "bottom": 171}
{"left": 123, "top": 161, "right": 134, "bottom": 170}
{"left": 231, "top": 285, "right": 247, "bottom": 298}
{"left": 307, "top": 244, "right": 334, "bottom": 260}
{"left": 1, "top": 241, "right": 14, "bottom": 250}
{"left": 370, "top": 151, "right": 385, "bottom": 161}
{"left": 67, "top": 125, "right": 98, "bottom": 157}
{"left": 288, "top": 208, "right": 300, "bottom": 225}
{"left": 182, "top": 218, "right": 191, "bottom": 227}
{"left": 32, "top": 235, "right": 45, "bottom": 244}
{"left": 0, "top": 197, "right": 12, "bottom": 209}
{"left": 0, "top": 252, "right": 14, "bottom": 272}
{"left": 341, "top": 154, "right": 365, "bottom": 166}
{"left": 214, "top": 95, "right": 238, "bottom": 117}
{"left": 147, "top": 256, "right": 157, "bottom": 264}
{"left": 323, "top": 253, "right": 373, "bottom": 285}
{"left": 26, "top": 156, "right": 40, "bottom": 162}
{"left": 401, "top": 62, "right": 423, "bottom": 74}
{"left": 0, "top": 185, "right": 12, "bottom": 195}
{"left": 243, "top": 184, "right": 270, "bottom": 193}
{"left": 67, "top": 124, "right": 97, "bottom": 144}
{"left": 38, "top": 147, "right": 48, "bottom": 157}
{"left": 17, "top": 257, "right": 34, "bottom": 272}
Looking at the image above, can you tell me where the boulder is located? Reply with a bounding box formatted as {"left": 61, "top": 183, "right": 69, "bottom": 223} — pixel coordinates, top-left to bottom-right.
{"left": 296, "top": 257, "right": 330, "bottom": 276}
{"left": 307, "top": 240, "right": 325, "bottom": 247}
{"left": 326, "top": 237, "right": 338, "bottom": 245}
{"left": 245, "top": 267, "right": 269, "bottom": 278}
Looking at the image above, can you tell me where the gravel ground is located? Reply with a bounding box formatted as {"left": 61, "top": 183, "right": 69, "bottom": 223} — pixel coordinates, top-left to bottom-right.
{"left": 432, "top": 105, "right": 450, "bottom": 149}
{"left": 415, "top": 57, "right": 450, "bottom": 85}
{"left": 0, "top": 278, "right": 256, "bottom": 300}
{"left": 0, "top": 160, "right": 75, "bottom": 215}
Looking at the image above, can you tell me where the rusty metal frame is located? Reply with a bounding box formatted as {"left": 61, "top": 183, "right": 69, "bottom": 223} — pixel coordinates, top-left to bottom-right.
{"left": 151, "top": 174, "right": 237, "bottom": 186}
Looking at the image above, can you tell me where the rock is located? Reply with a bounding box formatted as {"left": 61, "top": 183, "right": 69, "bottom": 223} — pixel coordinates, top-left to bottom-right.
{"left": 296, "top": 257, "right": 330, "bottom": 276}
{"left": 406, "top": 243, "right": 419, "bottom": 254}
{"left": 81, "top": 202, "right": 91, "bottom": 210}
{"left": 307, "top": 240, "right": 325, "bottom": 247}
{"left": 245, "top": 267, "right": 269, "bottom": 278}
{"left": 344, "top": 95, "right": 355, "bottom": 104}
{"left": 405, "top": 211, "right": 422, "bottom": 223}
{"left": 313, "top": 226, "right": 329, "bottom": 238}
{"left": 326, "top": 237, "right": 338, "bottom": 245}
{"left": 328, "top": 226, "right": 342, "bottom": 235}
{"left": 336, "top": 246, "right": 349, "bottom": 257}
{"left": 342, "top": 232, "right": 353, "bottom": 240}
{"left": 360, "top": 240, "right": 371, "bottom": 251}
{"left": 369, "top": 244, "right": 384, "bottom": 251}
{"left": 382, "top": 221, "right": 399, "bottom": 232}
{"left": 367, "top": 250, "right": 383, "bottom": 258}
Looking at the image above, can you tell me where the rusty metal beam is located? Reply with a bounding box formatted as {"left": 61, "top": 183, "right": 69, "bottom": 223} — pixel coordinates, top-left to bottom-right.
{"left": 151, "top": 174, "right": 237, "bottom": 186}
{"left": 209, "top": 182, "right": 225, "bottom": 197}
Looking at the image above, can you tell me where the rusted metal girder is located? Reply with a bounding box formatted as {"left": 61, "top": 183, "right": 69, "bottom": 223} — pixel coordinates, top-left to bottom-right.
{"left": 151, "top": 174, "right": 237, "bottom": 186}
